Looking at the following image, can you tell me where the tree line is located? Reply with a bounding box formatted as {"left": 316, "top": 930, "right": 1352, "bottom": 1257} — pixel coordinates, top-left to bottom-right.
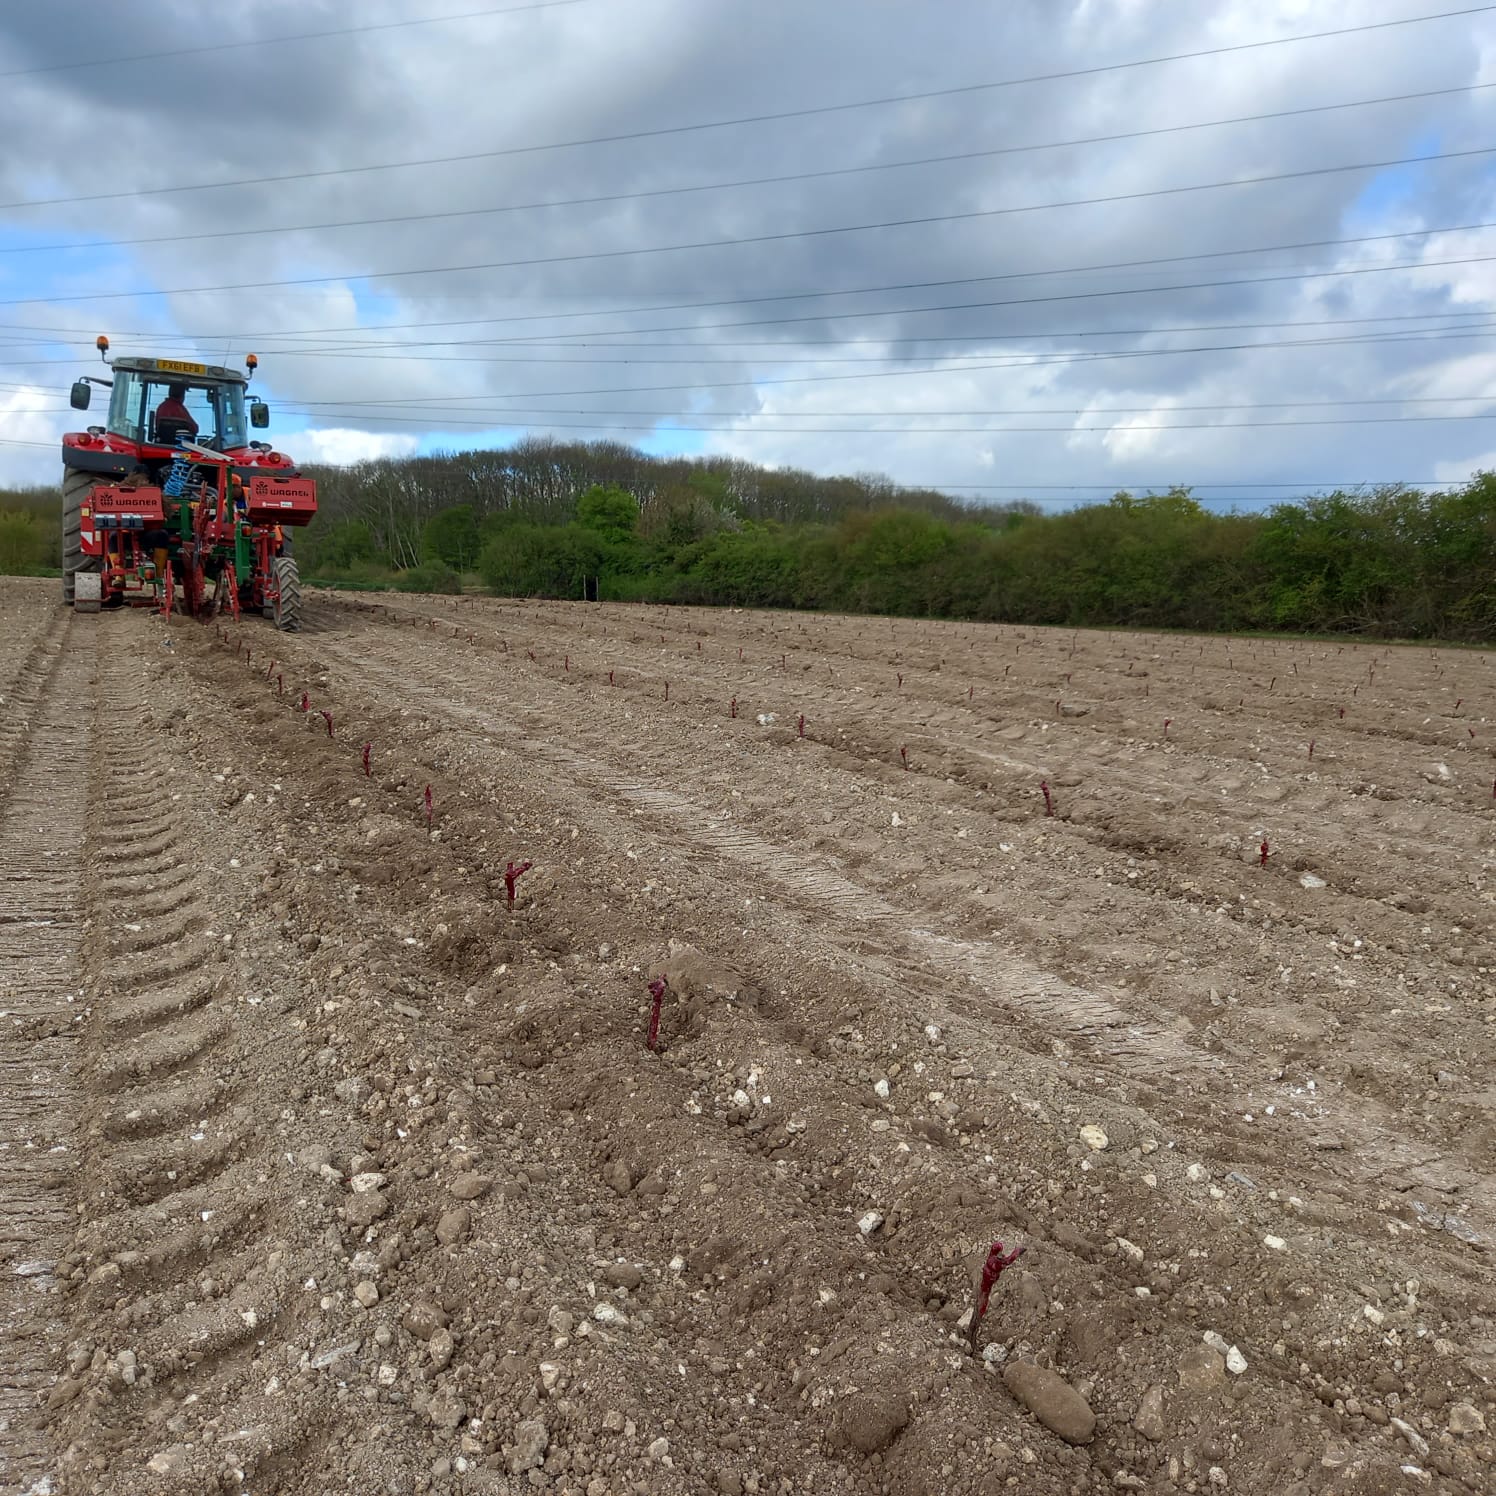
{"left": 0, "top": 488, "right": 57, "bottom": 575}
{"left": 297, "top": 439, "right": 1495, "bottom": 639}
{"left": 5, "top": 437, "right": 1495, "bottom": 640}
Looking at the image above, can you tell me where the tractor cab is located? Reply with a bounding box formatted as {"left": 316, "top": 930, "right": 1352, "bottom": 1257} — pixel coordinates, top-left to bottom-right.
{"left": 110, "top": 368, "right": 245, "bottom": 450}
{"left": 71, "top": 356, "right": 269, "bottom": 457}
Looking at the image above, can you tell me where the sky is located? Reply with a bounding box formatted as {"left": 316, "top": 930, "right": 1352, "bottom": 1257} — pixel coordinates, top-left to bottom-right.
{"left": 2, "top": 0, "right": 1496, "bottom": 508}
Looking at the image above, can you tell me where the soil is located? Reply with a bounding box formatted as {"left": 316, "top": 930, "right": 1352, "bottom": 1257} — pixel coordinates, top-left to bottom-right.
{"left": 0, "top": 574, "right": 1492, "bottom": 1495}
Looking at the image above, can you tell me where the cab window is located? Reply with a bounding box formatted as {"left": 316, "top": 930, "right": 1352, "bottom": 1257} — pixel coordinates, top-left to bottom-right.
{"left": 105, "top": 370, "right": 247, "bottom": 449}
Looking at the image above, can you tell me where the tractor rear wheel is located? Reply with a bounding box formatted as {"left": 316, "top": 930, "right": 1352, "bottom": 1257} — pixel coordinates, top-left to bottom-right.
{"left": 265, "top": 537, "right": 295, "bottom": 618}
{"left": 61, "top": 467, "right": 99, "bottom": 607}
{"left": 271, "top": 555, "right": 302, "bottom": 632}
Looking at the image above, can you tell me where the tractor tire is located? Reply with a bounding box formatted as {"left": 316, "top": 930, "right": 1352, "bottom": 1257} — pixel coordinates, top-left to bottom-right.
{"left": 265, "top": 535, "right": 295, "bottom": 617}
{"left": 271, "top": 555, "right": 302, "bottom": 632}
{"left": 61, "top": 467, "right": 99, "bottom": 607}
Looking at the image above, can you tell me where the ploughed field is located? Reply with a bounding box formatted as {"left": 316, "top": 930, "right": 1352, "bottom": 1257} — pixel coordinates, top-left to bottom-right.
{"left": 0, "top": 573, "right": 1492, "bottom": 1495}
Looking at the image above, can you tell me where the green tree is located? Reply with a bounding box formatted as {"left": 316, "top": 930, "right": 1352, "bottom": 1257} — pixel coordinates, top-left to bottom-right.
{"left": 0, "top": 509, "right": 45, "bottom": 574}
{"left": 575, "top": 485, "right": 640, "bottom": 544}
{"left": 676, "top": 525, "right": 801, "bottom": 608}
{"left": 478, "top": 524, "right": 605, "bottom": 597}
{"left": 422, "top": 504, "right": 482, "bottom": 572}
{"left": 305, "top": 518, "right": 380, "bottom": 572}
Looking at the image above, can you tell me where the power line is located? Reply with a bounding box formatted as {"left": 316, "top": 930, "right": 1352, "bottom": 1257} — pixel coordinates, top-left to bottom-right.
{"left": 14, "top": 308, "right": 1496, "bottom": 365}
{"left": 0, "top": 0, "right": 589, "bottom": 81}
{"left": 418, "top": 254, "right": 1496, "bottom": 346}
{"left": 239, "top": 410, "right": 1496, "bottom": 433}
{"left": 7, "top": 82, "right": 1491, "bottom": 258}
{"left": 13, "top": 398, "right": 1496, "bottom": 431}
{"left": 1, "top": 5, "right": 1489, "bottom": 211}
{"left": 229, "top": 320, "right": 1496, "bottom": 365}
{"left": 14, "top": 385, "right": 1496, "bottom": 414}
{"left": 175, "top": 305, "right": 1496, "bottom": 399}
{"left": 9, "top": 220, "right": 1496, "bottom": 338}
{"left": 16, "top": 305, "right": 1484, "bottom": 360}
{"left": 11, "top": 369, "right": 1496, "bottom": 412}
{"left": 4, "top": 309, "right": 1495, "bottom": 381}
{"left": 6, "top": 144, "right": 1495, "bottom": 310}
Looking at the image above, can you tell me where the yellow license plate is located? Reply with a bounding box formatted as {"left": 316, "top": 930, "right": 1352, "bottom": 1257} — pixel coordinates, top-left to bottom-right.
{"left": 156, "top": 358, "right": 206, "bottom": 375}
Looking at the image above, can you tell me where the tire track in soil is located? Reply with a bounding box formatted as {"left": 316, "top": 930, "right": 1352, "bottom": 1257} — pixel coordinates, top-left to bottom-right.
{"left": 0, "top": 617, "right": 91, "bottom": 1496}
{"left": 43, "top": 625, "right": 332, "bottom": 1495}
{"left": 0, "top": 611, "right": 70, "bottom": 821}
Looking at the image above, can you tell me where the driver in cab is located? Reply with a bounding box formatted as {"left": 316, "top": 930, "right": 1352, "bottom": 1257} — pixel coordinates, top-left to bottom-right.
{"left": 154, "top": 383, "right": 199, "bottom": 445}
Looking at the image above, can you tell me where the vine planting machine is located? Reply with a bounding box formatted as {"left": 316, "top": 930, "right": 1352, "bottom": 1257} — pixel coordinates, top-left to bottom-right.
{"left": 61, "top": 338, "right": 317, "bottom": 629}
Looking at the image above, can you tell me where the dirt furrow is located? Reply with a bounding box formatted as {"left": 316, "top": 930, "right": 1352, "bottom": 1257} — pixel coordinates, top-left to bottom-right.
{"left": 40, "top": 635, "right": 339, "bottom": 1494}
{"left": 0, "top": 625, "right": 93, "bottom": 1495}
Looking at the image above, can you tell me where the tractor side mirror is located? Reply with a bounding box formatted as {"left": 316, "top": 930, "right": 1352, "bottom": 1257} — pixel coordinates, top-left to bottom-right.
{"left": 250, "top": 401, "right": 270, "bottom": 428}
{"left": 70, "top": 380, "right": 91, "bottom": 411}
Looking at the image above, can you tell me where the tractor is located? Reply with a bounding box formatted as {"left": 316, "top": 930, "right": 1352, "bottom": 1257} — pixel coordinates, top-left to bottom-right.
{"left": 62, "top": 337, "right": 317, "bottom": 629}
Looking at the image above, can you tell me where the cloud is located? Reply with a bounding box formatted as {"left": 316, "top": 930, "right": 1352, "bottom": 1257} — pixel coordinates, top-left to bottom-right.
{"left": 295, "top": 428, "right": 420, "bottom": 466}
{"left": 3, "top": 0, "right": 1496, "bottom": 500}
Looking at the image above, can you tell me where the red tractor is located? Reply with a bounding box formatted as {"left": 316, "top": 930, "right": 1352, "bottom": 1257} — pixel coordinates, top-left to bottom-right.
{"left": 62, "top": 337, "right": 317, "bottom": 629}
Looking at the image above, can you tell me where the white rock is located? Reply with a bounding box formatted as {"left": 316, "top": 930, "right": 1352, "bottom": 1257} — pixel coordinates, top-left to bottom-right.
{"left": 1363, "top": 1304, "right": 1386, "bottom": 1326}
{"left": 873, "top": 1078, "right": 890, "bottom": 1100}
{"left": 1264, "top": 1235, "right": 1287, "bottom": 1252}
{"left": 924, "top": 1024, "right": 942, "bottom": 1042}
{"left": 1226, "top": 1345, "right": 1247, "bottom": 1375}
{"left": 1299, "top": 873, "right": 1327, "bottom": 890}
{"left": 1186, "top": 1163, "right": 1209, "bottom": 1183}
{"left": 857, "top": 1211, "right": 884, "bottom": 1236}
{"left": 648, "top": 1437, "right": 670, "bottom": 1461}
{"left": 592, "top": 1302, "right": 627, "bottom": 1324}
{"left": 1203, "top": 1330, "right": 1230, "bottom": 1355}
{"left": 146, "top": 1447, "right": 189, "bottom": 1476}
{"left": 539, "top": 1361, "right": 561, "bottom": 1391}
{"left": 1391, "top": 1417, "right": 1429, "bottom": 1459}
{"left": 1116, "top": 1237, "right": 1144, "bottom": 1264}
{"left": 353, "top": 1281, "right": 379, "bottom": 1308}
{"left": 1447, "top": 1402, "right": 1485, "bottom": 1435}
{"left": 350, "top": 1172, "right": 386, "bottom": 1194}
{"left": 1079, "top": 1124, "right": 1109, "bottom": 1151}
